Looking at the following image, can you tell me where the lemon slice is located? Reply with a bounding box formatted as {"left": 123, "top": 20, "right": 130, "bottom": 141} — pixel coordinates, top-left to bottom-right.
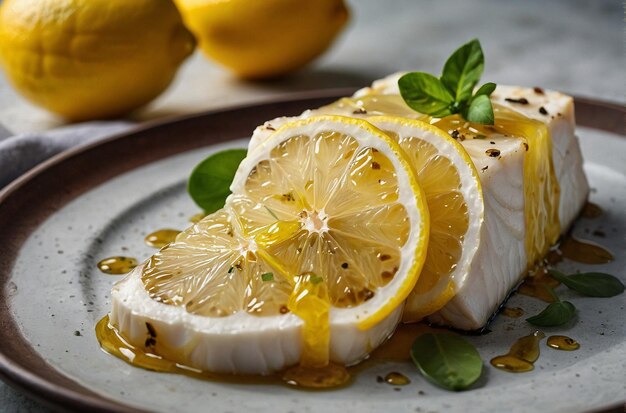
{"left": 366, "top": 116, "right": 484, "bottom": 322}
{"left": 112, "top": 115, "right": 429, "bottom": 375}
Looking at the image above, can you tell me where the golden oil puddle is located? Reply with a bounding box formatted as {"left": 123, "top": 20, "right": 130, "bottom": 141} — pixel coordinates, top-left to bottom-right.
{"left": 547, "top": 335, "right": 580, "bottom": 351}
{"left": 96, "top": 315, "right": 447, "bottom": 390}
{"left": 558, "top": 235, "right": 614, "bottom": 264}
{"left": 490, "top": 331, "right": 545, "bottom": 372}
{"left": 144, "top": 229, "right": 181, "bottom": 248}
{"left": 517, "top": 267, "right": 560, "bottom": 302}
{"left": 502, "top": 307, "right": 525, "bottom": 318}
{"left": 97, "top": 256, "right": 138, "bottom": 275}
{"left": 581, "top": 202, "right": 603, "bottom": 219}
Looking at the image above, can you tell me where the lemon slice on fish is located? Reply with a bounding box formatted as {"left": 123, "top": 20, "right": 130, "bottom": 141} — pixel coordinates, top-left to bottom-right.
{"left": 111, "top": 115, "right": 429, "bottom": 375}
{"left": 367, "top": 116, "right": 484, "bottom": 322}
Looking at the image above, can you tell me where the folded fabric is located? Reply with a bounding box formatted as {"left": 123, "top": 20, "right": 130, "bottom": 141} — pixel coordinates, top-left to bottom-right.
{"left": 0, "top": 121, "right": 133, "bottom": 189}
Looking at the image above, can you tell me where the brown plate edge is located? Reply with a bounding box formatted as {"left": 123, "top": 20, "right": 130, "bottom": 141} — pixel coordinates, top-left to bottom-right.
{"left": 0, "top": 93, "right": 623, "bottom": 413}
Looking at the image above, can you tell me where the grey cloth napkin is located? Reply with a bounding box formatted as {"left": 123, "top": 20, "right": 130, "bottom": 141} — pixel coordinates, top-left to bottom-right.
{"left": 0, "top": 121, "right": 133, "bottom": 189}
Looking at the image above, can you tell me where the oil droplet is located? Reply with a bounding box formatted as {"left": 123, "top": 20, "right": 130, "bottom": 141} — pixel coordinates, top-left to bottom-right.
{"left": 547, "top": 335, "right": 580, "bottom": 351}
{"left": 144, "top": 229, "right": 181, "bottom": 248}
{"left": 559, "top": 235, "right": 614, "bottom": 264}
{"left": 384, "top": 372, "right": 410, "bottom": 385}
{"left": 502, "top": 307, "right": 525, "bottom": 318}
{"left": 518, "top": 267, "right": 560, "bottom": 302}
{"left": 490, "top": 330, "right": 545, "bottom": 373}
{"left": 581, "top": 202, "right": 603, "bottom": 219}
{"left": 282, "top": 363, "right": 350, "bottom": 389}
{"left": 97, "top": 256, "right": 138, "bottom": 275}
{"left": 189, "top": 212, "right": 206, "bottom": 223}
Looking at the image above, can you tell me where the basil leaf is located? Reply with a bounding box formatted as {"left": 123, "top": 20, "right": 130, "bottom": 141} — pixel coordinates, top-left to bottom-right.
{"left": 549, "top": 270, "right": 624, "bottom": 297}
{"left": 526, "top": 301, "right": 576, "bottom": 326}
{"left": 398, "top": 72, "right": 455, "bottom": 117}
{"left": 463, "top": 94, "right": 494, "bottom": 125}
{"left": 441, "top": 39, "right": 485, "bottom": 102}
{"left": 261, "top": 272, "right": 274, "bottom": 282}
{"left": 187, "top": 149, "right": 247, "bottom": 213}
{"left": 474, "top": 82, "right": 497, "bottom": 97}
{"left": 410, "top": 333, "right": 483, "bottom": 391}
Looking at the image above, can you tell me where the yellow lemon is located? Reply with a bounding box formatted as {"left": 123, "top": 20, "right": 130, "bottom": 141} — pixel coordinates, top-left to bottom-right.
{"left": 0, "top": 0, "right": 196, "bottom": 121}
{"left": 174, "top": 0, "right": 349, "bottom": 79}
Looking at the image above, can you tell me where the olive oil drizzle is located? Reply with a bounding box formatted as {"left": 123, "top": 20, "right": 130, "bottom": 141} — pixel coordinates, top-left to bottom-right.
{"left": 558, "top": 235, "right": 614, "bottom": 264}
{"left": 96, "top": 315, "right": 439, "bottom": 389}
{"left": 546, "top": 335, "right": 580, "bottom": 351}
{"left": 282, "top": 274, "right": 350, "bottom": 388}
{"left": 502, "top": 307, "right": 525, "bottom": 318}
{"left": 581, "top": 202, "right": 603, "bottom": 219}
{"left": 97, "top": 256, "right": 138, "bottom": 275}
{"left": 144, "top": 229, "right": 181, "bottom": 248}
{"left": 490, "top": 330, "right": 545, "bottom": 372}
{"left": 384, "top": 372, "right": 411, "bottom": 385}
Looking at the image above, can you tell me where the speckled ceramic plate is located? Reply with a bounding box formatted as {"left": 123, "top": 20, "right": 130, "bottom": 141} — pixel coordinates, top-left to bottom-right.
{"left": 0, "top": 92, "right": 624, "bottom": 413}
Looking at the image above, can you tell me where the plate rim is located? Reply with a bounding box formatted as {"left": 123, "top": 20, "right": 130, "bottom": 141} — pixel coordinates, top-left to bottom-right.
{"left": 0, "top": 92, "right": 624, "bottom": 413}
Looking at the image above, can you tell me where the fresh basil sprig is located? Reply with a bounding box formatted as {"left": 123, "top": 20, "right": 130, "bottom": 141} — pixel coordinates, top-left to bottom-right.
{"left": 398, "top": 39, "right": 496, "bottom": 125}
{"left": 410, "top": 333, "right": 483, "bottom": 391}
{"left": 526, "top": 286, "right": 576, "bottom": 327}
{"left": 548, "top": 270, "right": 624, "bottom": 297}
{"left": 188, "top": 149, "right": 247, "bottom": 214}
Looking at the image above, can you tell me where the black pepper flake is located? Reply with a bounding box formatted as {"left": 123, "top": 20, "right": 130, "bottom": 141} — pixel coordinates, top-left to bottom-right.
{"left": 533, "top": 87, "right": 545, "bottom": 95}
{"left": 376, "top": 375, "right": 385, "bottom": 383}
{"left": 371, "top": 161, "right": 381, "bottom": 170}
{"left": 539, "top": 106, "right": 548, "bottom": 115}
{"left": 481, "top": 166, "right": 488, "bottom": 171}
{"left": 265, "top": 124, "right": 276, "bottom": 131}
{"left": 145, "top": 337, "right": 157, "bottom": 347}
{"left": 490, "top": 141, "right": 496, "bottom": 145}
{"left": 486, "top": 149, "right": 501, "bottom": 157}
{"left": 353, "top": 107, "right": 367, "bottom": 115}
{"left": 450, "top": 130, "right": 460, "bottom": 140}
{"left": 341, "top": 262, "right": 349, "bottom": 269}
{"left": 505, "top": 97, "right": 529, "bottom": 105}
{"left": 146, "top": 322, "right": 157, "bottom": 337}
{"left": 74, "top": 330, "right": 81, "bottom": 336}
{"left": 523, "top": 142, "right": 529, "bottom": 151}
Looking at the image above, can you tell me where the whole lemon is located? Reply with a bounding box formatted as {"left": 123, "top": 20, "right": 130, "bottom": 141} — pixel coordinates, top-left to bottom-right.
{"left": 0, "top": 0, "right": 196, "bottom": 121}
{"left": 174, "top": 0, "right": 349, "bottom": 79}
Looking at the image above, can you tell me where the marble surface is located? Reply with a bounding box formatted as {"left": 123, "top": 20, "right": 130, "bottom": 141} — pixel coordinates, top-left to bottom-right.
{"left": 0, "top": 0, "right": 622, "bottom": 411}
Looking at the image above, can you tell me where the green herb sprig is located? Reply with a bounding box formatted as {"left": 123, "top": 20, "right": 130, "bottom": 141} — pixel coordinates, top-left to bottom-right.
{"left": 548, "top": 270, "right": 624, "bottom": 297}
{"left": 398, "top": 39, "right": 496, "bottom": 125}
{"left": 410, "top": 333, "right": 483, "bottom": 391}
{"left": 526, "top": 286, "right": 576, "bottom": 327}
{"left": 188, "top": 149, "right": 247, "bottom": 213}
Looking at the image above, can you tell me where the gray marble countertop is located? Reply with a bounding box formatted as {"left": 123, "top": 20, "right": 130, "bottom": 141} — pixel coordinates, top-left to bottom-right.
{"left": 0, "top": 0, "right": 622, "bottom": 411}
